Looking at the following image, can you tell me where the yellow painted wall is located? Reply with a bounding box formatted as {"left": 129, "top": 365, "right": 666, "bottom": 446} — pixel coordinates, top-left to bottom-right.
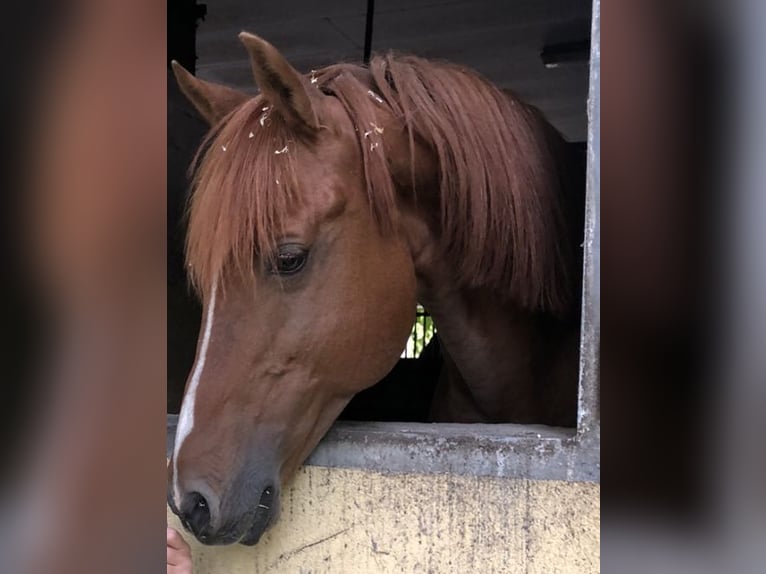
{"left": 167, "top": 466, "right": 600, "bottom": 573}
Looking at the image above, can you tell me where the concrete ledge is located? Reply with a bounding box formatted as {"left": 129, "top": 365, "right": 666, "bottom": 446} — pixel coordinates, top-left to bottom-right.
{"left": 167, "top": 416, "right": 599, "bottom": 483}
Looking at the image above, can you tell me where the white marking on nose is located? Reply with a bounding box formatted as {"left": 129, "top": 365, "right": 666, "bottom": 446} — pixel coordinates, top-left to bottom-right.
{"left": 173, "top": 278, "right": 218, "bottom": 507}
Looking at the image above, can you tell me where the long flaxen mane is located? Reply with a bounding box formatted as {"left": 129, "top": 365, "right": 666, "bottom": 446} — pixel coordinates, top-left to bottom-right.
{"left": 186, "top": 53, "right": 578, "bottom": 314}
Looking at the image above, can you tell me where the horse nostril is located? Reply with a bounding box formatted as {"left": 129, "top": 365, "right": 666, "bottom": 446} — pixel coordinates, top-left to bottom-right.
{"left": 191, "top": 491, "right": 209, "bottom": 513}
{"left": 258, "top": 485, "right": 276, "bottom": 511}
{"left": 184, "top": 491, "right": 211, "bottom": 535}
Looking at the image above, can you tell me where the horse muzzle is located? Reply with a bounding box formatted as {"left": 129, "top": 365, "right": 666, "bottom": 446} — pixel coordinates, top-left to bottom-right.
{"left": 169, "top": 476, "right": 279, "bottom": 546}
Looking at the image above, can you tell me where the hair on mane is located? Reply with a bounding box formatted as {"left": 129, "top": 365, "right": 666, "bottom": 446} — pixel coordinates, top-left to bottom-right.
{"left": 185, "top": 96, "right": 305, "bottom": 296}
{"left": 186, "top": 53, "right": 578, "bottom": 314}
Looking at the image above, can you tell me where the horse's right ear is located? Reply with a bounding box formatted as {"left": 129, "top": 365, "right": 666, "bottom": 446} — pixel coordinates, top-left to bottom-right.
{"left": 171, "top": 61, "right": 249, "bottom": 125}
{"left": 238, "top": 32, "right": 320, "bottom": 132}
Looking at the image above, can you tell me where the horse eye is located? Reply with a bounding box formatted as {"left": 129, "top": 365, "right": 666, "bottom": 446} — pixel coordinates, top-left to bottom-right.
{"left": 271, "top": 246, "right": 308, "bottom": 276}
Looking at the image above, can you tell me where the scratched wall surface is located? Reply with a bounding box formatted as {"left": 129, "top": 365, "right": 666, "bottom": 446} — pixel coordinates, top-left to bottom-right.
{"left": 167, "top": 466, "right": 599, "bottom": 573}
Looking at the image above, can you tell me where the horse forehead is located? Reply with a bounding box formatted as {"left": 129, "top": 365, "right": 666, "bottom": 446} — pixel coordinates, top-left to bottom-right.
{"left": 283, "top": 180, "right": 350, "bottom": 234}
{"left": 289, "top": 138, "right": 360, "bottom": 205}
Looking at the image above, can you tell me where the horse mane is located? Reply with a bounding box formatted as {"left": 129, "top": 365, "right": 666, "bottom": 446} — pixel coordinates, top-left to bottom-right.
{"left": 186, "top": 53, "right": 579, "bottom": 314}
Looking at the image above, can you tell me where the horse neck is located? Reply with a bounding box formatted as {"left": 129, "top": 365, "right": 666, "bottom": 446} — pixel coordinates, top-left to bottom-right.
{"left": 379, "top": 85, "right": 584, "bottom": 425}
{"left": 427, "top": 283, "right": 579, "bottom": 426}
{"left": 398, "top": 201, "right": 579, "bottom": 427}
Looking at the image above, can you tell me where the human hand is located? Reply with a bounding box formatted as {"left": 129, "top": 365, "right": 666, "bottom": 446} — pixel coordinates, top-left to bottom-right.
{"left": 167, "top": 527, "right": 193, "bottom": 574}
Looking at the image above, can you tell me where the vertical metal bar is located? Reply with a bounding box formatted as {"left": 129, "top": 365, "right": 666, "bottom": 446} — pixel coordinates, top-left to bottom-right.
{"left": 363, "top": 0, "right": 376, "bottom": 64}
{"left": 577, "top": 0, "right": 600, "bottom": 442}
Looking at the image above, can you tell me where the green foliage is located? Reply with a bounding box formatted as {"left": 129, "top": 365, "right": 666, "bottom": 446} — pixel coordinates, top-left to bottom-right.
{"left": 401, "top": 305, "right": 436, "bottom": 358}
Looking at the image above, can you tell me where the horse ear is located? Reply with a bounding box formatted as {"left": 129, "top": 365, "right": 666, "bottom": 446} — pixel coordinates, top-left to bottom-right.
{"left": 171, "top": 60, "right": 249, "bottom": 125}
{"left": 238, "top": 32, "right": 320, "bottom": 131}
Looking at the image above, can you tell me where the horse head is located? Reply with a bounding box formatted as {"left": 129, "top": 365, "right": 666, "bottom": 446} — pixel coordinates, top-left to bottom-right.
{"left": 168, "top": 33, "right": 418, "bottom": 546}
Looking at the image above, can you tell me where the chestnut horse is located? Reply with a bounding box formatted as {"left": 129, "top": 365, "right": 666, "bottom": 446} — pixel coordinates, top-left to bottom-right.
{"left": 169, "top": 32, "right": 583, "bottom": 546}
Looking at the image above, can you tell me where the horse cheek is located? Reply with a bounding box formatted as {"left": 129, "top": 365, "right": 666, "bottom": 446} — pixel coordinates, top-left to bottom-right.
{"left": 363, "top": 240, "right": 418, "bottom": 384}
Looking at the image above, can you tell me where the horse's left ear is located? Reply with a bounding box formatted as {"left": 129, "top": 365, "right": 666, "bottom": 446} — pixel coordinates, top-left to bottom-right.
{"left": 239, "top": 32, "right": 320, "bottom": 132}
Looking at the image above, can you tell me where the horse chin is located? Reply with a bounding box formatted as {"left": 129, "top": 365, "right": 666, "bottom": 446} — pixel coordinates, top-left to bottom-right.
{"left": 193, "top": 503, "right": 275, "bottom": 546}
{"left": 238, "top": 505, "right": 275, "bottom": 546}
